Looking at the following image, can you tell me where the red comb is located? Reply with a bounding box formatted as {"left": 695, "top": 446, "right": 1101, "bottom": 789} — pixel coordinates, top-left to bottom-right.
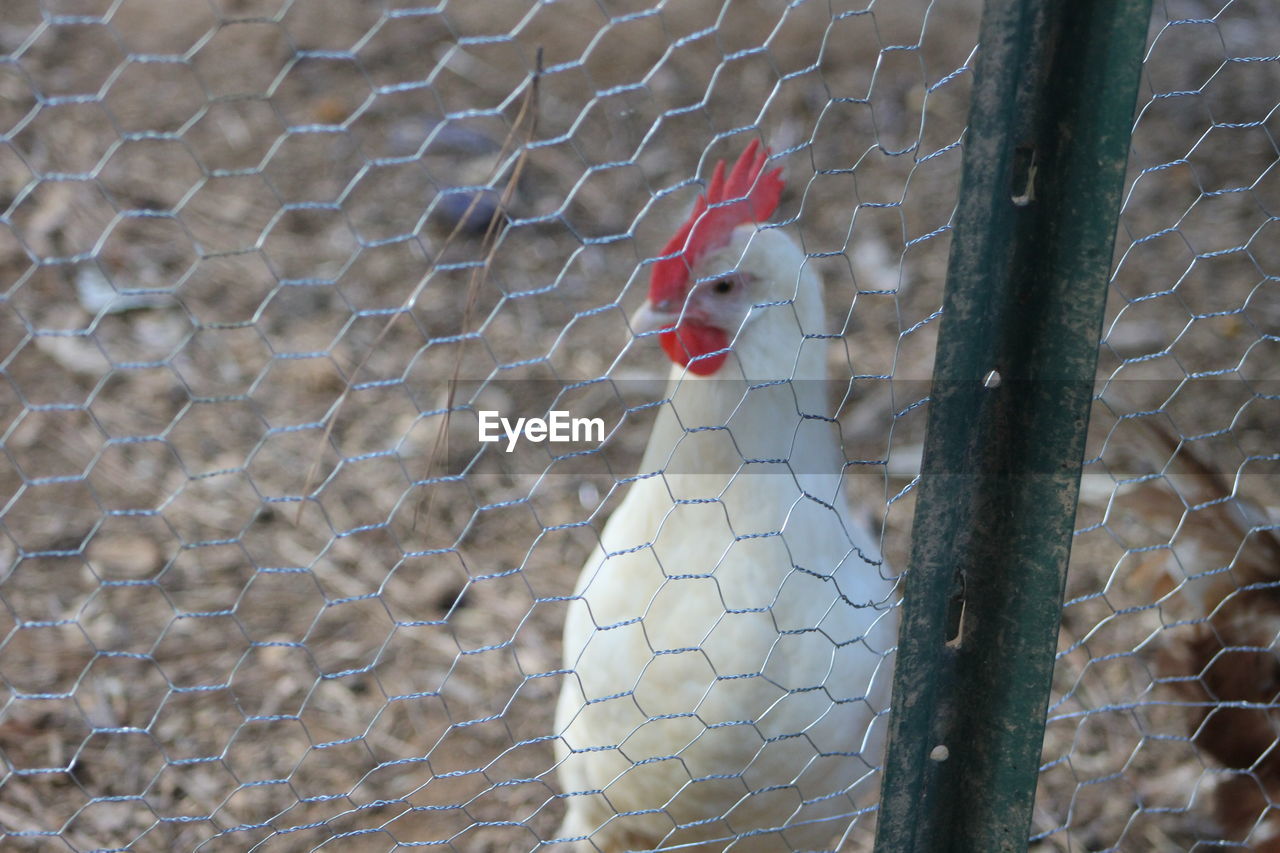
{"left": 649, "top": 139, "right": 784, "bottom": 304}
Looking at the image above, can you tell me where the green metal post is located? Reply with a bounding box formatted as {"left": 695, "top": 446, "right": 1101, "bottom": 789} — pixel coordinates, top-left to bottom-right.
{"left": 873, "top": 1, "right": 1152, "bottom": 851}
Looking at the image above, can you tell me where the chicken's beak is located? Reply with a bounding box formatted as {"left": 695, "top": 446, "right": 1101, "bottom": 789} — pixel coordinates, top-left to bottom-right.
{"left": 630, "top": 300, "right": 681, "bottom": 335}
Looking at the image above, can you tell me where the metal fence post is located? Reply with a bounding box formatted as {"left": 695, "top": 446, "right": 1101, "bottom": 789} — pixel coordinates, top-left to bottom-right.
{"left": 873, "top": 1, "right": 1152, "bottom": 851}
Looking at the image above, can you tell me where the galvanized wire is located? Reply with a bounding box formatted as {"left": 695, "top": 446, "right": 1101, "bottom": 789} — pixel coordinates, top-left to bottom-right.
{"left": 1042, "top": 2, "right": 1280, "bottom": 851}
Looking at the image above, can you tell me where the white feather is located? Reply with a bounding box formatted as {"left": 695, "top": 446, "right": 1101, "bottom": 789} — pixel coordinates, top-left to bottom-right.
{"left": 555, "top": 225, "right": 899, "bottom": 852}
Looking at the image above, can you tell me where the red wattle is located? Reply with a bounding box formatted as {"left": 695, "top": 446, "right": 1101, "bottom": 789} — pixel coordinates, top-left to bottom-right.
{"left": 659, "top": 321, "right": 729, "bottom": 375}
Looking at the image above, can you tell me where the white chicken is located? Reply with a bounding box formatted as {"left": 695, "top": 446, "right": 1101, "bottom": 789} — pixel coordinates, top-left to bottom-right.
{"left": 554, "top": 141, "right": 899, "bottom": 852}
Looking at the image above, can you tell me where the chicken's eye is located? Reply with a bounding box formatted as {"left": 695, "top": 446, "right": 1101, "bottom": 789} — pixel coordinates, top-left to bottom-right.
{"left": 713, "top": 279, "right": 734, "bottom": 294}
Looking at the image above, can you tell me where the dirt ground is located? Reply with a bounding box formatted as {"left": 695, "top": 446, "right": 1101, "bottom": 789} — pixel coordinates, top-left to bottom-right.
{"left": 0, "top": 0, "right": 1275, "bottom": 851}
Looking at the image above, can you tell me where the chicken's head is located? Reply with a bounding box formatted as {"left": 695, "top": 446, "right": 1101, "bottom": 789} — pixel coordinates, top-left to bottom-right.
{"left": 634, "top": 140, "right": 806, "bottom": 376}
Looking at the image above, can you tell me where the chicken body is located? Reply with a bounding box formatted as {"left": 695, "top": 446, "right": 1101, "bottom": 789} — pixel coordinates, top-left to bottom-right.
{"left": 554, "top": 169, "right": 898, "bottom": 852}
{"left": 1124, "top": 420, "right": 1280, "bottom": 850}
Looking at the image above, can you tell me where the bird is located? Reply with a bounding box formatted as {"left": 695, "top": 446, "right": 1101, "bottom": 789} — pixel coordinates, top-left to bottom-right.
{"left": 553, "top": 141, "right": 899, "bottom": 852}
{"left": 1117, "top": 415, "right": 1280, "bottom": 850}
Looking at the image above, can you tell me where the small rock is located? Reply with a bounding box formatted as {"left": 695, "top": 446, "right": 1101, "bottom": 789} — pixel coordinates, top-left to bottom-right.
{"left": 436, "top": 187, "right": 504, "bottom": 235}
{"left": 86, "top": 535, "right": 164, "bottom": 579}
{"left": 76, "top": 267, "right": 171, "bottom": 315}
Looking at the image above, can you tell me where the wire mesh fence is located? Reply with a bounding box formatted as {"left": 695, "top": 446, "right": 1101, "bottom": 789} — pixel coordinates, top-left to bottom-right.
{"left": 0, "top": 0, "right": 1274, "bottom": 851}
{"left": 1043, "top": 5, "right": 1280, "bottom": 850}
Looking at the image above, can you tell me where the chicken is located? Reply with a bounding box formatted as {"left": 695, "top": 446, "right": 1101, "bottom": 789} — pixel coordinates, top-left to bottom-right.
{"left": 553, "top": 141, "right": 899, "bottom": 852}
{"left": 1119, "top": 415, "right": 1280, "bottom": 849}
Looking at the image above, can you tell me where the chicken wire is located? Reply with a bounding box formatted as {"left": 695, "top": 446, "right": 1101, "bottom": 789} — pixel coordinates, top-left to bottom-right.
{"left": 1042, "top": 4, "right": 1280, "bottom": 851}
{"left": 0, "top": 1, "right": 1273, "bottom": 852}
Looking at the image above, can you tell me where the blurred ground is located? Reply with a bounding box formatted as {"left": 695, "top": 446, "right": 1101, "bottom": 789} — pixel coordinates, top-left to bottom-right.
{"left": 0, "top": 0, "right": 1275, "bottom": 851}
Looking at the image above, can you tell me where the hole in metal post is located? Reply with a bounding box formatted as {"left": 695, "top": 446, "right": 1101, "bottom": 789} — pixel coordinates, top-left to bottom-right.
{"left": 1011, "top": 145, "right": 1037, "bottom": 206}
{"left": 983, "top": 369, "right": 1002, "bottom": 388}
{"left": 945, "top": 572, "right": 966, "bottom": 648}
{"left": 945, "top": 599, "right": 966, "bottom": 648}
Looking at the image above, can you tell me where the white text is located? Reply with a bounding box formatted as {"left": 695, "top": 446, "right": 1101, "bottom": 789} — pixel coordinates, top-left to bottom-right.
{"left": 478, "top": 410, "right": 605, "bottom": 452}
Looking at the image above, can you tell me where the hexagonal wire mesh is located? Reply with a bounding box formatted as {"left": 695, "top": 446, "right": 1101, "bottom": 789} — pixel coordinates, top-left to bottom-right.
{"left": 1041, "top": 5, "right": 1280, "bottom": 852}
{"left": 0, "top": 0, "right": 1274, "bottom": 851}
